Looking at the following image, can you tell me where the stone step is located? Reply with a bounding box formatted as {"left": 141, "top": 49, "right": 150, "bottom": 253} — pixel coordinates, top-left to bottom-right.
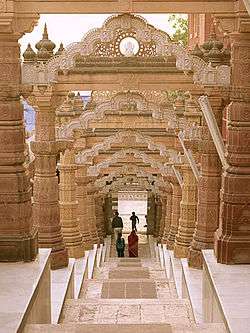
{"left": 61, "top": 298, "right": 192, "bottom": 325}
{"left": 64, "top": 297, "right": 190, "bottom": 306}
{"left": 24, "top": 323, "right": 172, "bottom": 333}
{"left": 172, "top": 323, "right": 227, "bottom": 332}
{"left": 24, "top": 322, "right": 227, "bottom": 333}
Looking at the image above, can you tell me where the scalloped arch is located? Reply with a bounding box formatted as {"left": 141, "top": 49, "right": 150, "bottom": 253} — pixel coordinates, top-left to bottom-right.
{"left": 78, "top": 148, "right": 174, "bottom": 177}
{"left": 76, "top": 129, "right": 170, "bottom": 164}
{"left": 57, "top": 91, "right": 173, "bottom": 139}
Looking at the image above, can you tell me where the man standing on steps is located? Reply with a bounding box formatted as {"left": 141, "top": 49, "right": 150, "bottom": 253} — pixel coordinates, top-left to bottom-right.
{"left": 130, "top": 211, "right": 139, "bottom": 232}
{"left": 112, "top": 211, "right": 123, "bottom": 241}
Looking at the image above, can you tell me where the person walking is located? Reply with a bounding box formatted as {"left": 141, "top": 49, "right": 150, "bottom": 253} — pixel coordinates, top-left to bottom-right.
{"left": 128, "top": 230, "right": 139, "bottom": 257}
{"left": 130, "top": 211, "right": 139, "bottom": 231}
{"left": 112, "top": 211, "right": 123, "bottom": 241}
{"left": 116, "top": 232, "right": 125, "bottom": 257}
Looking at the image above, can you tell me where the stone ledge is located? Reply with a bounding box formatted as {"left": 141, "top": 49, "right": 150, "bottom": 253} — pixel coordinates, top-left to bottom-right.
{"left": 51, "top": 258, "right": 75, "bottom": 324}
{"left": 0, "top": 248, "right": 51, "bottom": 333}
{"left": 169, "top": 250, "right": 182, "bottom": 299}
{"left": 181, "top": 258, "right": 202, "bottom": 323}
{"left": 23, "top": 323, "right": 172, "bottom": 333}
{"left": 202, "top": 249, "right": 250, "bottom": 333}
{"left": 74, "top": 252, "right": 89, "bottom": 299}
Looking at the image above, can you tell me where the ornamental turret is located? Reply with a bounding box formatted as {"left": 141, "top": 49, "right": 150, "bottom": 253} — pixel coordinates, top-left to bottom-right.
{"left": 35, "top": 23, "right": 56, "bottom": 60}
{"left": 23, "top": 43, "right": 37, "bottom": 63}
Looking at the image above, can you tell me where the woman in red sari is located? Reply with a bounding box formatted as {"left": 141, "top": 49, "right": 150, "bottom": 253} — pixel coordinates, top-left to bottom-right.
{"left": 128, "top": 230, "right": 139, "bottom": 257}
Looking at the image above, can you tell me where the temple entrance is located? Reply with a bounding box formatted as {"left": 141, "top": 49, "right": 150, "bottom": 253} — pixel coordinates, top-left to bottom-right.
{"left": 118, "top": 190, "right": 148, "bottom": 233}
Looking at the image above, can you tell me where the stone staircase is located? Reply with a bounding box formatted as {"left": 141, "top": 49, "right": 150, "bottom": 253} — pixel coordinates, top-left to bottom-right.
{"left": 24, "top": 240, "right": 227, "bottom": 333}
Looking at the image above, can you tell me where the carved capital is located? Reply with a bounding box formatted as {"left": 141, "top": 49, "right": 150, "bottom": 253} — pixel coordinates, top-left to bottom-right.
{"left": 0, "top": 12, "right": 39, "bottom": 38}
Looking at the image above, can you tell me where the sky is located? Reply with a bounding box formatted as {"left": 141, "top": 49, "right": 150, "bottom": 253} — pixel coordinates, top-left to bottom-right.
{"left": 19, "top": 14, "right": 176, "bottom": 55}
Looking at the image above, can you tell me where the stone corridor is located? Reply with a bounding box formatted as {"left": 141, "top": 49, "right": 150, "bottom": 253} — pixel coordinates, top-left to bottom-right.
{"left": 24, "top": 235, "right": 227, "bottom": 333}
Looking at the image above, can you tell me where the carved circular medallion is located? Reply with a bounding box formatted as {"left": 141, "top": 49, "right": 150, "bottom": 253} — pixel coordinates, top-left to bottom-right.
{"left": 119, "top": 37, "right": 140, "bottom": 57}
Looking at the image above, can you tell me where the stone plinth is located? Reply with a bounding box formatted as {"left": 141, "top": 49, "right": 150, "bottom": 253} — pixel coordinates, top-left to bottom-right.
{"left": 0, "top": 249, "right": 51, "bottom": 333}
{"left": 202, "top": 249, "right": 250, "bottom": 332}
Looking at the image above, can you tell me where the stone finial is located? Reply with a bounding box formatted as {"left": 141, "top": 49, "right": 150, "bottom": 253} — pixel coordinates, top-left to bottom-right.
{"left": 35, "top": 23, "right": 56, "bottom": 58}
{"left": 37, "top": 47, "right": 51, "bottom": 62}
{"left": 23, "top": 43, "right": 37, "bottom": 63}
{"left": 201, "top": 22, "right": 224, "bottom": 66}
{"left": 55, "top": 42, "right": 65, "bottom": 56}
{"left": 190, "top": 44, "right": 204, "bottom": 59}
{"left": 73, "top": 92, "right": 84, "bottom": 112}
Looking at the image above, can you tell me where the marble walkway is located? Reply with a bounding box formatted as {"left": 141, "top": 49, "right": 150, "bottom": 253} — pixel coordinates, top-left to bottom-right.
{"left": 25, "top": 235, "right": 227, "bottom": 332}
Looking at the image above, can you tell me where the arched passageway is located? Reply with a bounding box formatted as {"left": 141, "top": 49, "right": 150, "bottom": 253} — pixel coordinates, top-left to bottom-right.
{"left": 0, "top": 7, "right": 250, "bottom": 333}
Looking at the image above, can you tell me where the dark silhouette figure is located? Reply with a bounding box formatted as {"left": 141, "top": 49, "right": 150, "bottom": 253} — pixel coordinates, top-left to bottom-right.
{"left": 130, "top": 211, "right": 139, "bottom": 231}
{"left": 116, "top": 232, "right": 125, "bottom": 257}
{"left": 112, "top": 211, "right": 123, "bottom": 241}
{"left": 128, "top": 230, "right": 139, "bottom": 257}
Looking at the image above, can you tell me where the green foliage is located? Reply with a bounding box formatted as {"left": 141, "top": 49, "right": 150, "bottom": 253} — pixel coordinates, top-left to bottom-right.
{"left": 168, "top": 14, "right": 188, "bottom": 46}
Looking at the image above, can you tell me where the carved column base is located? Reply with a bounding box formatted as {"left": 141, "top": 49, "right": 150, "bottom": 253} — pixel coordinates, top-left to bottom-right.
{"left": 167, "top": 227, "right": 178, "bottom": 250}
{"left": 188, "top": 239, "right": 213, "bottom": 269}
{"left": 0, "top": 229, "right": 38, "bottom": 262}
{"left": 67, "top": 245, "right": 85, "bottom": 259}
{"left": 38, "top": 221, "right": 69, "bottom": 269}
{"left": 174, "top": 243, "right": 189, "bottom": 258}
{"left": 215, "top": 229, "right": 250, "bottom": 264}
{"left": 187, "top": 245, "right": 204, "bottom": 269}
{"left": 50, "top": 247, "right": 69, "bottom": 270}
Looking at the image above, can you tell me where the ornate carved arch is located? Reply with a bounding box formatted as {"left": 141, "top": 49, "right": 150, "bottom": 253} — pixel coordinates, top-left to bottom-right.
{"left": 57, "top": 91, "right": 171, "bottom": 139}
{"left": 76, "top": 129, "right": 169, "bottom": 164}
{"left": 22, "top": 13, "right": 230, "bottom": 87}
{"left": 94, "top": 165, "right": 165, "bottom": 188}
{"left": 78, "top": 148, "right": 173, "bottom": 176}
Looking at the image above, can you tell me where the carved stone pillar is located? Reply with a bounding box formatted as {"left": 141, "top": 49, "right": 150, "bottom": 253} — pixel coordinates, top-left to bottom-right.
{"left": 158, "top": 195, "right": 167, "bottom": 242}
{"left": 104, "top": 195, "right": 113, "bottom": 235}
{"left": 147, "top": 192, "right": 156, "bottom": 235}
{"left": 215, "top": 27, "right": 250, "bottom": 264}
{"left": 161, "top": 189, "right": 173, "bottom": 244}
{"left": 86, "top": 178, "right": 100, "bottom": 246}
{"left": 167, "top": 181, "right": 182, "bottom": 250}
{"left": 0, "top": 16, "right": 38, "bottom": 262}
{"left": 95, "top": 194, "right": 105, "bottom": 244}
{"left": 59, "top": 149, "right": 84, "bottom": 258}
{"left": 174, "top": 165, "right": 197, "bottom": 258}
{"left": 75, "top": 165, "right": 92, "bottom": 250}
{"left": 154, "top": 195, "right": 162, "bottom": 238}
{"left": 188, "top": 92, "right": 223, "bottom": 268}
{"left": 32, "top": 86, "right": 68, "bottom": 269}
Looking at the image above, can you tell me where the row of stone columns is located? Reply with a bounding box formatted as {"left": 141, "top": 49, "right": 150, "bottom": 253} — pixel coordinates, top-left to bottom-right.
{"left": 31, "top": 89, "right": 106, "bottom": 267}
